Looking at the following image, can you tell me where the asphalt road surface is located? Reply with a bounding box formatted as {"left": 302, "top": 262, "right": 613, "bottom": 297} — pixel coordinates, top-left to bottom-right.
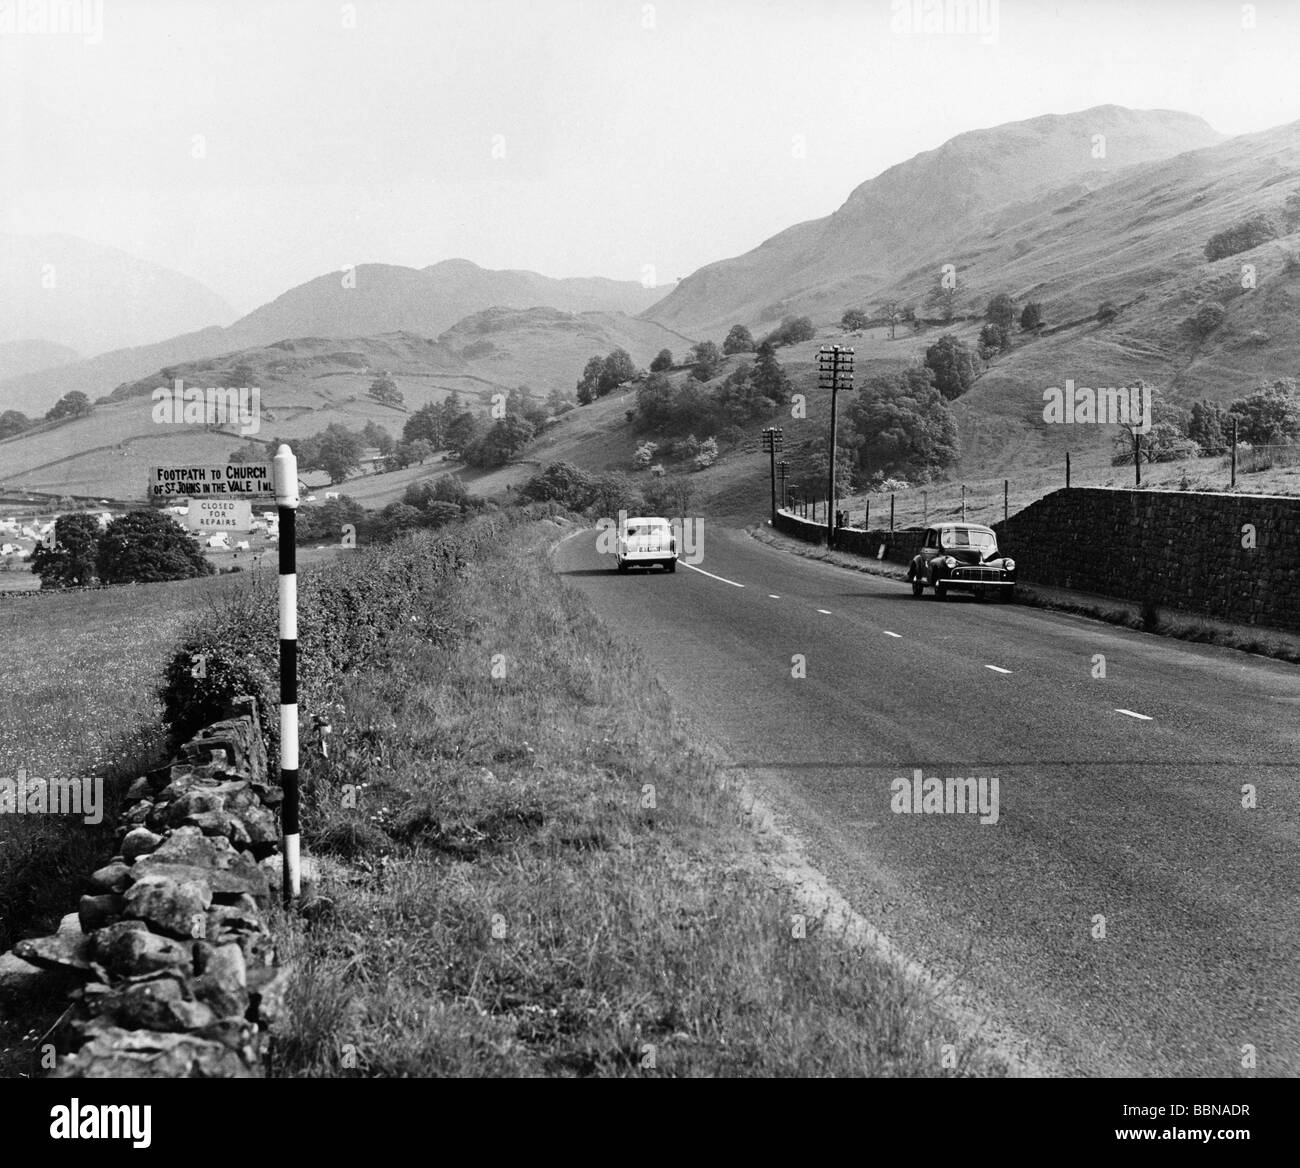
{"left": 554, "top": 523, "right": 1300, "bottom": 1077}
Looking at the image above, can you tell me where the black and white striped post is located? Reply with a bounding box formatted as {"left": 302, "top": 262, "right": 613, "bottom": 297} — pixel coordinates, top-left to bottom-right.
{"left": 272, "top": 443, "right": 301, "bottom": 903}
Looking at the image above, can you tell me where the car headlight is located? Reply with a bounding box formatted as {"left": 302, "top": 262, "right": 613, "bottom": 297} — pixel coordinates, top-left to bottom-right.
{"left": 943, "top": 556, "right": 957, "bottom": 568}
{"left": 1003, "top": 558, "right": 1015, "bottom": 572}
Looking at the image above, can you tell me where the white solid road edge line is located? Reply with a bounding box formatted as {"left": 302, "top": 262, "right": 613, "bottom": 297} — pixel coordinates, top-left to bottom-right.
{"left": 679, "top": 561, "right": 745, "bottom": 588}
{"left": 1115, "top": 708, "right": 1154, "bottom": 720}
{"left": 984, "top": 664, "right": 1012, "bottom": 674}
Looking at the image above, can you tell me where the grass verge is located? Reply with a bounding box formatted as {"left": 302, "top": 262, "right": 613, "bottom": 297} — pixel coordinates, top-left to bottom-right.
{"left": 268, "top": 517, "right": 1007, "bottom": 1077}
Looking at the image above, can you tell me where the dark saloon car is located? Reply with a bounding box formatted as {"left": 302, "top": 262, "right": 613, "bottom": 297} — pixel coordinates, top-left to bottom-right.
{"left": 906, "top": 523, "right": 1016, "bottom": 601}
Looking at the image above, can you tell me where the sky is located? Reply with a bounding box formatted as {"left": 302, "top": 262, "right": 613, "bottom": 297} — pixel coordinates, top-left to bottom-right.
{"left": 2, "top": 0, "right": 1299, "bottom": 315}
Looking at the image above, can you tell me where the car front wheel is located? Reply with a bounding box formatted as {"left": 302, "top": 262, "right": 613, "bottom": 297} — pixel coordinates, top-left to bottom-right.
{"left": 911, "top": 578, "right": 924, "bottom": 597}
{"left": 935, "top": 583, "right": 948, "bottom": 600}
{"left": 666, "top": 560, "right": 676, "bottom": 573}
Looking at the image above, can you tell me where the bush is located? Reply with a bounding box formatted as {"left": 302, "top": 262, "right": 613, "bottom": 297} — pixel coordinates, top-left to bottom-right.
{"left": 923, "top": 335, "right": 979, "bottom": 400}
{"left": 1204, "top": 214, "right": 1279, "bottom": 262}
{"left": 764, "top": 316, "right": 816, "bottom": 347}
{"left": 692, "top": 437, "right": 719, "bottom": 471}
{"left": 722, "top": 325, "right": 755, "bottom": 354}
{"left": 160, "top": 522, "right": 485, "bottom": 746}
{"left": 1019, "top": 302, "right": 1043, "bottom": 331}
{"left": 978, "top": 323, "right": 1009, "bottom": 358}
{"left": 649, "top": 349, "right": 674, "bottom": 372}
{"left": 1190, "top": 302, "right": 1227, "bottom": 337}
{"left": 1096, "top": 301, "right": 1119, "bottom": 324}
{"left": 519, "top": 461, "right": 596, "bottom": 510}
{"left": 840, "top": 309, "right": 868, "bottom": 332}
{"left": 632, "top": 441, "right": 658, "bottom": 470}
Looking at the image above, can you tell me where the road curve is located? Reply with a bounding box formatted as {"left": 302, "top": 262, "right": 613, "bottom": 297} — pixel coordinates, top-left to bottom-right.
{"left": 553, "top": 522, "right": 1300, "bottom": 1077}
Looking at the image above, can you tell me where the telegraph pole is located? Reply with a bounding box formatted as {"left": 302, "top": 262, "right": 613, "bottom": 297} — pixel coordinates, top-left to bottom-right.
{"left": 761, "top": 427, "right": 784, "bottom": 523}
{"left": 777, "top": 460, "right": 790, "bottom": 509}
{"left": 817, "top": 345, "right": 853, "bottom": 549}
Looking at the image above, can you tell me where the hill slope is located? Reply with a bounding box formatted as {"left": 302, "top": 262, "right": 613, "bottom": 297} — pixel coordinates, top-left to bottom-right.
{"left": 0, "top": 259, "right": 674, "bottom": 417}
{"left": 644, "top": 106, "right": 1225, "bottom": 336}
{"left": 0, "top": 233, "right": 236, "bottom": 358}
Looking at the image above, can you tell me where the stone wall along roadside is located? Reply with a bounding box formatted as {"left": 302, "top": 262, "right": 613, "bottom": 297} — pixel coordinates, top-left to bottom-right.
{"left": 0, "top": 697, "right": 294, "bottom": 1077}
{"left": 779, "top": 488, "right": 1300, "bottom": 632}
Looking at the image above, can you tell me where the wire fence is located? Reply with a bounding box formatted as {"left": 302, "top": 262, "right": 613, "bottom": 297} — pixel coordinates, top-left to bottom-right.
{"left": 780, "top": 443, "right": 1300, "bottom": 532}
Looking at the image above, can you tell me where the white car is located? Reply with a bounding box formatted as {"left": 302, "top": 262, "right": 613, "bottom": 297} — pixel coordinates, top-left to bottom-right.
{"left": 616, "top": 516, "right": 677, "bottom": 573}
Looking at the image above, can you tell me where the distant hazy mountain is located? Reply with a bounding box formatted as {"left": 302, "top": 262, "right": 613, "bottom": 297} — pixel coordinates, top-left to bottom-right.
{"left": 644, "top": 106, "right": 1226, "bottom": 335}
{"left": 0, "top": 234, "right": 236, "bottom": 358}
{"left": 0, "top": 339, "right": 81, "bottom": 386}
{"left": 0, "top": 258, "right": 671, "bottom": 416}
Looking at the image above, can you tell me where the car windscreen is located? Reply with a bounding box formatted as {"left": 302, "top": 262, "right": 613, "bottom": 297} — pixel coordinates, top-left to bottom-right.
{"left": 940, "top": 527, "right": 996, "bottom": 551}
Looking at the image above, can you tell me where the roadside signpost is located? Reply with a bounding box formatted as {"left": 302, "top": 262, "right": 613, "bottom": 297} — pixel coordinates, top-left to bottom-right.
{"left": 148, "top": 463, "right": 274, "bottom": 500}
{"left": 272, "top": 445, "right": 301, "bottom": 904}
{"left": 187, "top": 499, "right": 254, "bottom": 532}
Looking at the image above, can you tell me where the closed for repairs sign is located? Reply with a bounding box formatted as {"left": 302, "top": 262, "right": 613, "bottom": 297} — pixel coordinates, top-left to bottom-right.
{"left": 188, "top": 499, "right": 253, "bottom": 531}
{"left": 149, "top": 464, "right": 273, "bottom": 498}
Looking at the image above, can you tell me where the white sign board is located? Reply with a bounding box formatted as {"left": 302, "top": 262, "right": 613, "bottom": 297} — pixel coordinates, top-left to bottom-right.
{"left": 188, "top": 499, "right": 254, "bottom": 532}
{"left": 149, "top": 464, "right": 273, "bottom": 499}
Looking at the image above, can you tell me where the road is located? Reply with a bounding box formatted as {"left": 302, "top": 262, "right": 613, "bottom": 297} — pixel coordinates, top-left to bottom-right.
{"left": 553, "top": 523, "right": 1300, "bottom": 1077}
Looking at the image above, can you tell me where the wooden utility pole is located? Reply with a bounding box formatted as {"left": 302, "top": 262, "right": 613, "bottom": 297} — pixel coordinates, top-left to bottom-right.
{"left": 817, "top": 345, "right": 854, "bottom": 549}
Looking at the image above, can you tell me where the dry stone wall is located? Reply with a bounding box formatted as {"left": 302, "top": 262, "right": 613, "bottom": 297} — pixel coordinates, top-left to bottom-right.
{"left": 778, "top": 488, "right": 1300, "bottom": 632}
{"left": 0, "top": 697, "right": 292, "bottom": 1077}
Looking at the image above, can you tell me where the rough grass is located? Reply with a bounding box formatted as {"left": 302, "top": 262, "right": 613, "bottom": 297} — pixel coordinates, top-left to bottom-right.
{"left": 0, "top": 570, "right": 253, "bottom": 1076}
{"left": 268, "top": 521, "right": 1006, "bottom": 1077}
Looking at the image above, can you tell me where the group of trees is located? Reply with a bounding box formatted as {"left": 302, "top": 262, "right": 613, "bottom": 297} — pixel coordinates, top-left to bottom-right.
{"left": 1, "top": 391, "right": 95, "bottom": 440}
{"left": 297, "top": 475, "right": 480, "bottom": 545}
{"left": 1109, "top": 378, "right": 1300, "bottom": 466}
{"left": 577, "top": 348, "right": 638, "bottom": 403}
{"left": 30, "top": 510, "right": 212, "bottom": 589}
{"left": 633, "top": 341, "right": 792, "bottom": 435}
{"left": 520, "top": 460, "right": 695, "bottom": 518}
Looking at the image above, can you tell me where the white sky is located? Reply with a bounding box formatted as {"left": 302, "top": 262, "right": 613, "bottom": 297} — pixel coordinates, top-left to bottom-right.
{"left": 2, "top": 0, "right": 1298, "bottom": 313}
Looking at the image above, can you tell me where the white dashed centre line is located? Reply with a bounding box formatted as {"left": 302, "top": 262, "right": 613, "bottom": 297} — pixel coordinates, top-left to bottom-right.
{"left": 769, "top": 594, "right": 780, "bottom": 599}
{"left": 679, "top": 562, "right": 745, "bottom": 588}
{"left": 1115, "top": 708, "right": 1153, "bottom": 721}
{"left": 984, "top": 665, "right": 1012, "bottom": 674}
{"left": 883, "top": 631, "right": 903, "bottom": 638}
{"left": 817, "top": 608, "right": 832, "bottom": 615}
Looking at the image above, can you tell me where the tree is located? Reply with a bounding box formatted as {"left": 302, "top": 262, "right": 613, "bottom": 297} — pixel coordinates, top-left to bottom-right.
{"left": 1188, "top": 399, "right": 1228, "bottom": 453}
{"left": 1229, "top": 379, "right": 1300, "bottom": 446}
{"left": 984, "top": 292, "right": 1015, "bottom": 330}
{"left": 297, "top": 495, "right": 366, "bottom": 544}
{"left": 1019, "top": 301, "right": 1043, "bottom": 331}
{"left": 520, "top": 461, "right": 595, "bottom": 509}
{"left": 367, "top": 374, "right": 403, "bottom": 406}
{"left": 227, "top": 439, "right": 266, "bottom": 464}
{"left": 30, "top": 513, "right": 102, "bottom": 588}
{"left": 97, "top": 511, "right": 213, "bottom": 584}
{"left": 978, "top": 323, "right": 1010, "bottom": 359}
{"left": 634, "top": 372, "right": 678, "bottom": 431}
{"left": 924, "top": 277, "right": 958, "bottom": 323}
{"left": 766, "top": 316, "right": 816, "bottom": 347}
{"left": 312, "top": 423, "right": 365, "bottom": 483}
{"left": 45, "top": 391, "right": 93, "bottom": 423}
{"left": 577, "top": 355, "right": 604, "bottom": 403}
{"left": 848, "top": 367, "right": 959, "bottom": 481}
{"left": 444, "top": 411, "right": 482, "bottom": 454}
{"left": 362, "top": 420, "right": 395, "bottom": 456}
{"left": 878, "top": 301, "right": 903, "bottom": 339}
{"left": 751, "top": 341, "right": 791, "bottom": 404}
{"left": 689, "top": 340, "right": 722, "bottom": 382}
{"left": 924, "top": 335, "right": 979, "bottom": 400}
{"left": 545, "top": 386, "right": 576, "bottom": 415}
{"left": 649, "top": 348, "right": 674, "bottom": 372}
{"left": 589, "top": 472, "right": 645, "bottom": 519}
{"left": 723, "top": 325, "right": 756, "bottom": 354}
{"left": 841, "top": 309, "right": 868, "bottom": 332}
{"left": 0, "top": 410, "right": 31, "bottom": 439}
{"left": 403, "top": 403, "right": 445, "bottom": 448}
{"left": 598, "top": 348, "right": 636, "bottom": 395}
